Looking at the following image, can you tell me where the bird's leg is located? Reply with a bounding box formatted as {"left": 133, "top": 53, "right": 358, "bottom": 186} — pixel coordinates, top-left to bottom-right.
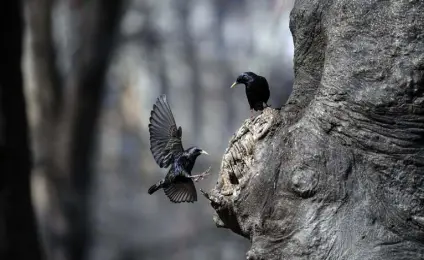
{"left": 188, "top": 166, "right": 211, "bottom": 182}
{"left": 250, "top": 109, "right": 255, "bottom": 119}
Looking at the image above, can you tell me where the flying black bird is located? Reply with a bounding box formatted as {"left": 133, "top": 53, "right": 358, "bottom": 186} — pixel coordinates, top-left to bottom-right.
{"left": 230, "top": 72, "right": 270, "bottom": 116}
{"left": 147, "top": 94, "right": 210, "bottom": 203}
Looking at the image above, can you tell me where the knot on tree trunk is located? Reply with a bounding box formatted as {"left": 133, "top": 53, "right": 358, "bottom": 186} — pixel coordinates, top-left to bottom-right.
{"left": 202, "top": 107, "right": 282, "bottom": 238}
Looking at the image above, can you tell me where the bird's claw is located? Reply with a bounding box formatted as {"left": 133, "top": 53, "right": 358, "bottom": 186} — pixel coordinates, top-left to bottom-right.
{"left": 189, "top": 166, "right": 212, "bottom": 182}
{"left": 250, "top": 110, "right": 256, "bottom": 119}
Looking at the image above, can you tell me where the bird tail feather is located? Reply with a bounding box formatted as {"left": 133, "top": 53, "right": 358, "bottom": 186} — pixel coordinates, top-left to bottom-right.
{"left": 148, "top": 179, "right": 164, "bottom": 195}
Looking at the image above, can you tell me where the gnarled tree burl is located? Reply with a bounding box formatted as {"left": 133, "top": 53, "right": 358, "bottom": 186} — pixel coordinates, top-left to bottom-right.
{"left": 202, "top": 0, "right": 424, "bottom": 259}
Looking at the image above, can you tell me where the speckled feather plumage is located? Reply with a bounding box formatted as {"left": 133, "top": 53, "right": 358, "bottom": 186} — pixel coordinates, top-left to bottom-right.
{"left": 236, "top": 72, "right": 270, "bottom": 111}
{"left": 147, "top": 95, "right": 205, "bottom": 203}
{"left": 148, "top": 95, "right": 184, "bottom": 168}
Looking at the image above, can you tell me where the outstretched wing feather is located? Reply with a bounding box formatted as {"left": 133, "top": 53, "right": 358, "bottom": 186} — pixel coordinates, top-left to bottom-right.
{"left": 149, "top": 95, "right": 184, "bottom": 168}
{"left": 163, "top": 178, "right": 197, "bottom": 203}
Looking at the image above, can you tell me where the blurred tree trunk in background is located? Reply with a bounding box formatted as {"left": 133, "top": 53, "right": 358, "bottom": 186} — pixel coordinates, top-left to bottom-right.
{"left": 24, "top": 0, "right": 123, "bottom": 259}
{"left": 213, "top": 0, "right": 236, "bottom": 134}
{"left": 0, "top": 1, "right": 44, "bottom": 259}
{"left": 21, "top": 0, "right": 295, "bottom": 259}
{"left": 176, "top": 0, "right": 202, "bottom": 142}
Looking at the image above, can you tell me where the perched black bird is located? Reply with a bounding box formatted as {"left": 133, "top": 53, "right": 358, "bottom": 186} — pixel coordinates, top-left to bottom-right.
{"left": 147, "top": 94, "right": 210, "bottom": 203}
{"left": 230, "top": 72, "right": 270, "bottom": 116}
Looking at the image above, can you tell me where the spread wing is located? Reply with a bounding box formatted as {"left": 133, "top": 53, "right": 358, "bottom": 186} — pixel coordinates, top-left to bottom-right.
{"left": 164, "top": 177, "right": 197, "bottom": 203}
{"left": 148, "top": 94, "right": 184, "bottom": 168}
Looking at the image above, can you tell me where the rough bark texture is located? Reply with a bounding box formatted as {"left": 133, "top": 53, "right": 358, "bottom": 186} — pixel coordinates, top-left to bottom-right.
{"left": 203, "top": 0, "right": 424, "bottom": 259}
{"left": 0, "top": 1, "right": 44, "bottom": 259}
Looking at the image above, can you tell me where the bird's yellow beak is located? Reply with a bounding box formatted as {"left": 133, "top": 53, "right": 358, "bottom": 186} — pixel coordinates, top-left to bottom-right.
{"left": 200, "top": 150, "right": 209, "bottom": 155}
{"left": 230, "top": 82, "right": 238, "bottom": 88}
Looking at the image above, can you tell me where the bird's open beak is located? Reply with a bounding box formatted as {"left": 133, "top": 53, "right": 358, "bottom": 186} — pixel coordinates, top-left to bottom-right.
{"left": 200, "top": 150, "right": 209, "bottom": 155}
{"left": 230, "top": 82, "right": 238, "bottom": 88}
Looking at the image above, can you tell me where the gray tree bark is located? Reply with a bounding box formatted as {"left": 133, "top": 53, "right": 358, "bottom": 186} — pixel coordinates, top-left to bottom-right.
{"left": 203, "top": 0, "right": 424, "bottom": 259}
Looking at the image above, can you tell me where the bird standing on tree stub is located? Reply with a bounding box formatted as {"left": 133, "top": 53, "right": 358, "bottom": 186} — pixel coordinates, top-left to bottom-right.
{"left": 230, "top": 72, "right": 270, "bottom": 118}
{"left": 147, "top": 94, "right": 211, "bottom": 203}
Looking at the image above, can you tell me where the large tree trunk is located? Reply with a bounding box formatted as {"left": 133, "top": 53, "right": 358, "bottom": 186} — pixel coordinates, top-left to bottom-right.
{"left": 203, "top": 0, "right": 424, "bottom": 259}
{"left": 24, "top": 1, "right": 123, "bottom": 259}
{"left": 0, "top": 1, "right": 44, "bottom": 259}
